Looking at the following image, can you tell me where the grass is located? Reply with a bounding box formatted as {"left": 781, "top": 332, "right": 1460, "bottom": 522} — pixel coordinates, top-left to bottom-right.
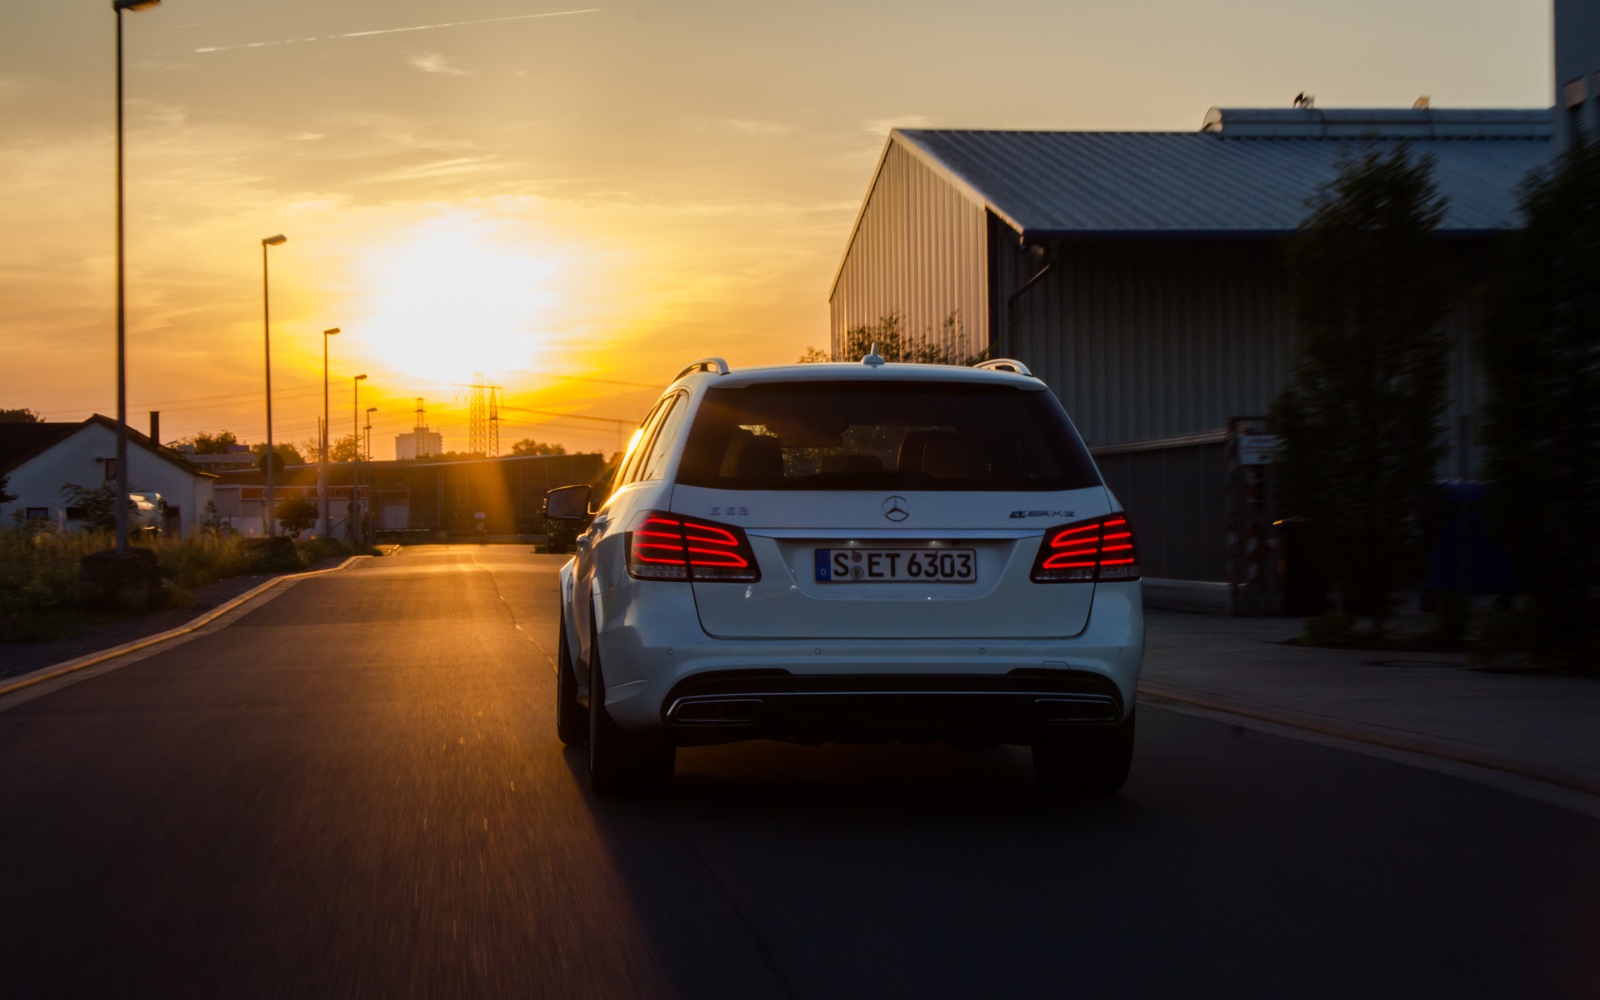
{"left": 0, "top": 527, "right": 375, "bottom": 644}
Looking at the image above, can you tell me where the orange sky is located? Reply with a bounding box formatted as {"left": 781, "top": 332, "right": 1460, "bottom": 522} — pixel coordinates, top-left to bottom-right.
{"left": 0, "top": 0, "right": 1552, "bottom": 458}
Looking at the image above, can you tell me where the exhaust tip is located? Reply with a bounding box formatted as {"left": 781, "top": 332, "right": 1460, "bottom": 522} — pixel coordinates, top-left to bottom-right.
{"left": 669, "top": 697, "right": 765, "bottom": 726}
{"left": 1033, "top": 697, "right": 1118, "bottom": 724}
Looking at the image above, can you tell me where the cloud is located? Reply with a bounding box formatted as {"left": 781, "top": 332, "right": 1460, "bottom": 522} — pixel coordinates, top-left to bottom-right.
{"left": 354, "top": 157, "right": 503, "bottom": 186}
{"left": 860, "top": 114, "right": 938, "bottom": 135}
{"left": 715, "top": 119, "right": 794, "bottom": 137}
{"left": 672, "top": 117, "right": 795, "bottom": 138}
{"left": 410, "top": 53, "right": 470, "bottom": 76}
{"left": 191, "top": 9, "right": 599, "bottom": 54}
{"left": 0, "top": 74, "right": 43, "bottom": 102}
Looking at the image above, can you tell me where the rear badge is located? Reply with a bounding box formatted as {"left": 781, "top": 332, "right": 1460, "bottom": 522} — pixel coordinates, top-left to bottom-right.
{"left": 1009, "top": 510, "right": 1074, "bottom": 519}
{"left": 883, "top": 496, "right": 909, "bottom": 522}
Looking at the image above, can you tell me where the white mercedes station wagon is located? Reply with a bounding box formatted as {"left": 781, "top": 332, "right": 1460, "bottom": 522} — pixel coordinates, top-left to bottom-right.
{"left": 545, "top": 353, "right": 1144, "bottom": 795}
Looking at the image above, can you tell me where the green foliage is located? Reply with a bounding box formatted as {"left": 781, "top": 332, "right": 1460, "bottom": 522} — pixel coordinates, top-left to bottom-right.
{"left": 1299, "top": 612, "right": 1357, "bottom": 647}
{"left": 1270, "top": 147, "right": 1453, "bottom": 628}
{"left": 511, "top": 438, "right": 567, "bottom": 456}
{"left": 250, "top": 441, "right": 306, "bottom": 466}
{"left": 0, "top": 408, "right": 43, "bottom": 423}
{"left": 1476, "top": 141, "right": 1600, "bottom": 669}
{"left": 0, "top": 527, "right": 375, "bottom": 643}
{"left": 276, "top": 495, "right": 319, "bottom": 538}
{"left": 325, "top": 434, "right": 361, "bottom": 462}
{"left": 60, "top": 483, "right": 118, "bottom": 533}
{"left": 181, "top": 430, "right": 239, "bottom": 454}
{"left": 800, "top": 311, "right": 988, "bottom": 366}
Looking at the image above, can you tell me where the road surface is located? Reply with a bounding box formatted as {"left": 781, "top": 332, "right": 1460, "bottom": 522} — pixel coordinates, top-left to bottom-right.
{"left": 0, "top": 546, "right": 1594, "bottom": 998}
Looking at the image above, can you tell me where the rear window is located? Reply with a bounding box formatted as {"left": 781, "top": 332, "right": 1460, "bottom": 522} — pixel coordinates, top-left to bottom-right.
{"left": 676, "top": 381, "right": 1101, "bottom": 492}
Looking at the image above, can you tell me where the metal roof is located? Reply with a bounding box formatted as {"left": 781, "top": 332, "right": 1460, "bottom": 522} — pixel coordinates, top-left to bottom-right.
{"left": 894, "top": 119, "right": 1554, "bottom": 240}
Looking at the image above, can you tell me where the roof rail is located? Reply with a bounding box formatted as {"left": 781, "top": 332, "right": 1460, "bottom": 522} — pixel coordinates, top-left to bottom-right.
{"left": 975, "top": 358, "right": 1033, "bottom": 376}
{"left": 673, "top": 357, "right": 730, "bottom": 381}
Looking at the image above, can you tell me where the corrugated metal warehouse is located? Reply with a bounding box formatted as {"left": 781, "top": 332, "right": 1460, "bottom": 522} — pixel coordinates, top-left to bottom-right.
{"left": 830, "top": 107, "right": 1554, "bottom": 610}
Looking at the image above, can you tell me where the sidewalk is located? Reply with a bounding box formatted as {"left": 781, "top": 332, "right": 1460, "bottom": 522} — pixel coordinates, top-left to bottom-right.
{"left": 1139, "top": 608, "right": 1600, "bottom": 798}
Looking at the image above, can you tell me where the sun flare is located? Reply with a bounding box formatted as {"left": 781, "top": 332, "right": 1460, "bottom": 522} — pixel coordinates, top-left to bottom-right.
{"left": 351, "top": 213, "right": 564, "bottom": 386}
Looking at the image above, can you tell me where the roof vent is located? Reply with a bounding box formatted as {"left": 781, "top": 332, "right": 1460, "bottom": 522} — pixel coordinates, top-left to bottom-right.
{"left": 861, "top": 343, "right": 886, "bottom": 368}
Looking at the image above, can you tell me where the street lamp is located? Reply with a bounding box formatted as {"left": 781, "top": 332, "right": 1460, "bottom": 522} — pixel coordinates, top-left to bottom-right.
{"left": 261, "top": 234, "right": 286, "bottom": 536}
{"left": 365, "top": 406, "right": 378, "bottom": 540}
{"left": 112, "top": 0, "right": 161, "bottom": 556}
{"left": 351, "top": 373, "right": 367, "bottom": 543}
{"left": 321, "top": 327, "right": 339, "bottom": 538}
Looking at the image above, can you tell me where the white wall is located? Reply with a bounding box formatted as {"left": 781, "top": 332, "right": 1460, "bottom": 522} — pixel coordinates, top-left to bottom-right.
{"left": 0, "top": 422, "right": 215, "bottom": 538}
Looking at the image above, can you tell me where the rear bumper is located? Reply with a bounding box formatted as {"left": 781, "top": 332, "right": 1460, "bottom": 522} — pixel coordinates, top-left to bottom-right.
{"left": 590, "top": 580, "right": 1145, "bottom": 740}
{"left": 661, "top": 669, "right": 1123, "bottom": 745}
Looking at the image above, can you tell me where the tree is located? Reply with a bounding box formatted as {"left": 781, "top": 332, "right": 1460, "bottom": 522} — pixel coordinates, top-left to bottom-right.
{"left": 0, "top": 408, "right": 43, "bottom": 423}
{"left": 799, "top": 310, "right": 988, "bottom": 366}
{"left": 276, "top": 495, "right": 319, "bottom": 538}
{"left": 328, "top": 435, "right": 360, "bottom": 462}
{"left": 250, "top": 441, "right": 305, "bottom": 467}
{"left": 60, "top": 483, "right": 117, "bottom": 533}
{"left": 179, "top": 430, "right": 239, "bottom": 454}
{"left": 0, "top": 474, "right": 14, "bottom": 506}
{"left": 511, "top": 438, "right": 567, "bottom": 456}
{"left": 1477, "top": 140, "right": 1600, "bottom": 667}
{"left": 1269, "top": 146, "right": 1453, "bottom": 629}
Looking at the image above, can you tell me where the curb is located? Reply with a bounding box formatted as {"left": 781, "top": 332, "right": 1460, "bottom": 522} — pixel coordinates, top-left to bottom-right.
{"left": 0, "top": 556, "right": 367, "bottom": 700}
{"left": 1137, "top": 681, "right": 1600, "bottom": 800}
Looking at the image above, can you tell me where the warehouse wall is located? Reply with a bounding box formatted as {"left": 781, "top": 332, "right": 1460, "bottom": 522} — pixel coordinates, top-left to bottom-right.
{"left": 829, "top": 139, "right": 989, "bottom": 362}
{"left": 999, "top": 238, "right": 1296, "bottom": 450}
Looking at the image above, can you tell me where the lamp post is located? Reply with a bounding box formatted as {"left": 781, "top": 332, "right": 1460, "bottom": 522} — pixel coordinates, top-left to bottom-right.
{"left": 365, "top": 406, "right": 377, "bottom": 540}
{"left": 111, "top": 0, "right": 160, "bottom": 556}
{"left": 321, "top": 327, "right": 340, "bottom": 538}
{"left": 260, "top": 234, "right": 286, "bottom": 536}
{"left": 351, "top": 374, "right": 367, "bottom": 543}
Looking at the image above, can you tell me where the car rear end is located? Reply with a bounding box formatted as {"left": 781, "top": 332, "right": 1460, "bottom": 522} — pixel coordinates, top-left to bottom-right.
{"left": 593, "top": 364, "right": 1144, "bottom": 776}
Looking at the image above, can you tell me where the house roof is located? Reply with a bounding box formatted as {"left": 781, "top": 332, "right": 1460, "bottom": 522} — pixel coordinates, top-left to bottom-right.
{"left": 0, "top": 415, "right": 216, "bottom": 479}
{"left": 889, "top": 110, "right": 1554, "bottom": 242}
{"left": 0, "top": 422, "right": 77, "bottom": 474}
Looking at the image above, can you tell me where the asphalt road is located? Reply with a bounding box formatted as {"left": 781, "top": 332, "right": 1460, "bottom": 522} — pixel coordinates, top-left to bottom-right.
{"left": 0, "top": 546, "right": 1595, "bottom": 999}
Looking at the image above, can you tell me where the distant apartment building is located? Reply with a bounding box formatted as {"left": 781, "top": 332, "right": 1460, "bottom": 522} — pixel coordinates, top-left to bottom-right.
{"left": 395, "top": 427, "right": 443, "bottom": 460}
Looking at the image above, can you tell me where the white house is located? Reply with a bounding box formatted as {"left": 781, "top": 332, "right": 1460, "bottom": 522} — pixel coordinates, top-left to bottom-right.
{"left": 0, "top": 415, "right": 217, "bottom": 538}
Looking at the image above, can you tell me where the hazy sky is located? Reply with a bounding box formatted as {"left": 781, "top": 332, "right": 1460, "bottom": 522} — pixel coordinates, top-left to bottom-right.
{"left": 0, "top": 0, "right": 1552, "bottom": 457}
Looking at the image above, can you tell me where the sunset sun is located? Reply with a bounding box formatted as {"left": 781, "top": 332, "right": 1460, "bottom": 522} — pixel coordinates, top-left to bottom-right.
{"left": 351, "top": 214, "right": 564, "bottom": 386}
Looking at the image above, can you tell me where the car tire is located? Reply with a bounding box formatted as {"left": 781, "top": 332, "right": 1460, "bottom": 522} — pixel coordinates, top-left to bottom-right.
{"left": 1032, "top": 710, "right": 1135, "bottom": 794}
{"left": 588, "top": 629, "right": 675, "bottom": 796}
{"left": 555, "top": 615, "right": 588, "bottom": 747}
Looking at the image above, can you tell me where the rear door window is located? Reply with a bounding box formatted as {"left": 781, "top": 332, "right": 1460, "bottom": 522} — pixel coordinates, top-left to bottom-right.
{"left": 676, "top": 381, "right": 1101, "bottom": 492}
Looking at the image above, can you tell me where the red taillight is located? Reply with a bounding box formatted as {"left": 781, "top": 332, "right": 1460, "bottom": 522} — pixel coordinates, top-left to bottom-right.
{"left": 1031, "top": 514, "right": 1141, "bottom": 583}
{"left": 627, "top": 512, "right": 761, "bottom": 582}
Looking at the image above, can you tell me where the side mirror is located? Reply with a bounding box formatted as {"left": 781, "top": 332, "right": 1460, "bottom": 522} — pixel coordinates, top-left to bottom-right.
{"left": 543, "top": 484, "right": 593, "bottom": 522}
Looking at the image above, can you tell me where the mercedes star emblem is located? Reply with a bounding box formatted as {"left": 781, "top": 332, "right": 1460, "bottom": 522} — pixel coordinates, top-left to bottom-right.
{"left": 883, "top": 495, "right": 909, "bottom": 522}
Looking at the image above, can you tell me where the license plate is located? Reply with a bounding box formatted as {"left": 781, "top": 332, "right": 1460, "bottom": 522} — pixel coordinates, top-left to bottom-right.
{"left": 815, "top": 548, "right": 976, "bottom": 583}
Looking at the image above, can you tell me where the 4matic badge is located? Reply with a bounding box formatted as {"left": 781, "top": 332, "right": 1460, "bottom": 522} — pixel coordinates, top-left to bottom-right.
{"left": 1009, "top": 509, "right": 1075, "bottom": 519}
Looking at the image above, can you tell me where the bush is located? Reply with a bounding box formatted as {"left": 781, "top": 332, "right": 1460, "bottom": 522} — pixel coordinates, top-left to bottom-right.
{"left": 0, "top": 527, "right": 375, "bottom": 643}
{"left": 1299, "top": 613, "right": 1357, "bottom": 647}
